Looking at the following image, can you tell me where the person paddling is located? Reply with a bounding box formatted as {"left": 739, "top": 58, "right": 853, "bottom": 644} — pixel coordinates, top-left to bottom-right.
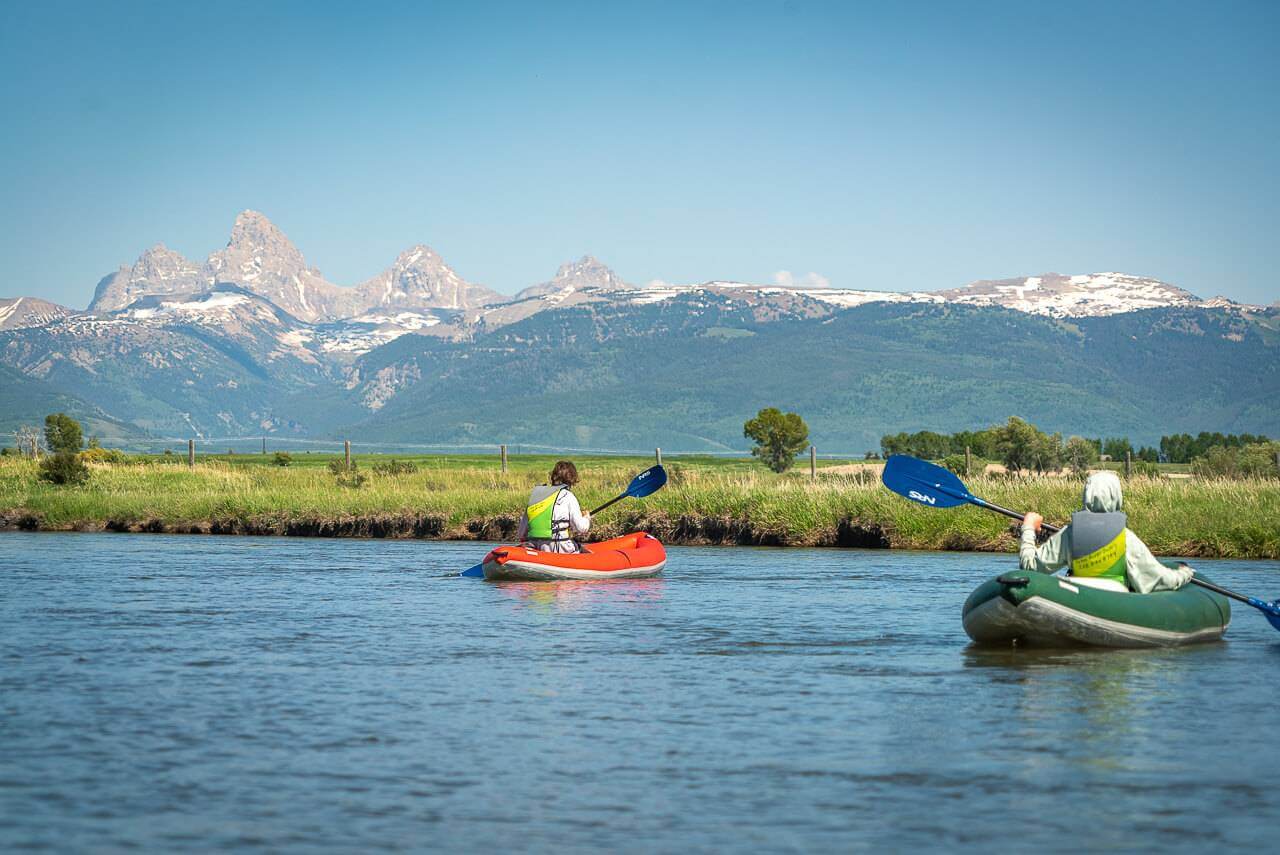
{"left": 1020, "top": 471, "right": 1194, "bottom": 593}
{"left": 517, "top": 460, "right": 591, "bottom": 553}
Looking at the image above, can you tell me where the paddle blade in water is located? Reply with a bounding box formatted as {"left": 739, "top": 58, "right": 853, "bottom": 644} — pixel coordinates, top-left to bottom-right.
{"left": 459, "top": 563, "right": 485, "bottom": 578}
{"left": 625, "top": 465, "right": 667, "bottom": 499}
{"left": 881, "top": 455, "right": 973, "bottom": 508}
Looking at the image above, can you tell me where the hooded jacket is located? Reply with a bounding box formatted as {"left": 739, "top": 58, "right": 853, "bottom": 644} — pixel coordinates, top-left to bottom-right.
{"left": 1019, "top": 471, "right": 1194, "bottom": 593}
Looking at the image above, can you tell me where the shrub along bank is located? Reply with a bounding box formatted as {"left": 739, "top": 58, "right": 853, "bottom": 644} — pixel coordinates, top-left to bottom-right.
{"left": 1, "top": 457, "right": 1277, "bottom": 559}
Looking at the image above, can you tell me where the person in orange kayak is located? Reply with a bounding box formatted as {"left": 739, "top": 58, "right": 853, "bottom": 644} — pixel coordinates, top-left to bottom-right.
{"left": 517, "top": 460, "right": 591, "bottom": 553}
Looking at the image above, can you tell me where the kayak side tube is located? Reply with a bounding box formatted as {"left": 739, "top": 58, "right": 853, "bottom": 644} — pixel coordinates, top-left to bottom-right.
{"left": 962, "top": 570, "right": 1230, "bottom": 648}
{"left": 482, "top": 532, "right": 667, "bottom": 581}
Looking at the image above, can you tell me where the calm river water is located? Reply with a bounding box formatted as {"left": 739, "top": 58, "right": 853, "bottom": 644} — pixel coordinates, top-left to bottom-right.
{"left": 1, "top": 533, "right": 1277, "bottom": 852}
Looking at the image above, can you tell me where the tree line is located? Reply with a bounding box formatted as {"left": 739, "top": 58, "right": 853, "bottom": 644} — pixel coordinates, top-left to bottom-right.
{"left": 877, "top": 418, "right": 1279, "bottom": 478}
{"left": 882, "top": 425, "right": 1270, "bottom": 466}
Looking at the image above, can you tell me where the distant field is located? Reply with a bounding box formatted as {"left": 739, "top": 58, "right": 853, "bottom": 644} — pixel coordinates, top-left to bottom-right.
{"left": 2, "top": 453, "right": 1276, "bottom": 558}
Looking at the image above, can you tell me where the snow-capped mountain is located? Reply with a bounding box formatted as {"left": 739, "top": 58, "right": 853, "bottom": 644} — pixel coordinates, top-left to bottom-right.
{"left": 0, "top": 297, "right": 76, "bottom": 330}
{"left": 84, "top": 211, "right": 498, "bottom": 323}
{"left": 934, "top": 272, "right": 1203, "bottom": 317}
{"left": 204, "top": 211, "right": 352, "bottom": 322}
{"left": 89, "top": 244, "right": 205, "bottom": 313}
{"left": 513, "top": 255, "right": 632, "bottom": 301}
{"left": 597, "top": 271, "right": 1233, "bottom": 319}
{"left": 354, "top": 245, "right": 501, "bottom": 312}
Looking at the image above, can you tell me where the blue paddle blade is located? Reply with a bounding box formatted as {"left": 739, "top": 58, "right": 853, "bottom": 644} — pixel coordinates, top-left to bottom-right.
{"left": 459, "top": 563, "right": 485, "bottom": 578}
{"left": 625, "top": 465, "right": 667, "bottom": 499}
{"left": 1247, "top": 597, "right": 1280, "bottom": 631}
{"left": 881, "top": 454, "right": 974, "bottom": 509}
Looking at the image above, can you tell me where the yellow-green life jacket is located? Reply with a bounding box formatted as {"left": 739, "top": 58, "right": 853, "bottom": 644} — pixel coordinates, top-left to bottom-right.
{"left": 525, "top": 485, "right": 568, "bottom": 541}
{"left": 1069, "top": 511, "right": 1128, "bottom": 583}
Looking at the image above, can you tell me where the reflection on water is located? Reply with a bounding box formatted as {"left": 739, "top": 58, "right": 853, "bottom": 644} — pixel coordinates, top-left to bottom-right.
{"left": 493, "top": 578, "right": 667, "bottom": 613}
{"left": 1, "top": 534, "right": 1277, "bottom": 852}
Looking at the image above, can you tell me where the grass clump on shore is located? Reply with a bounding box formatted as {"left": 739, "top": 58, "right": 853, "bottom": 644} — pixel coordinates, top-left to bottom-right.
{"left": 0, "top": 455, "right": 1277, "bottom": 559}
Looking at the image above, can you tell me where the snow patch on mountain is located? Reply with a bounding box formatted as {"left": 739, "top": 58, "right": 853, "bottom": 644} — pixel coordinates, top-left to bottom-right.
{"left": 0, "top": 297, "right": 76, "bottom": 330}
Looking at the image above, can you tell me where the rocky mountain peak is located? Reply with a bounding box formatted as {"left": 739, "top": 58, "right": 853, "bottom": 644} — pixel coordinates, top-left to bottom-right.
{"left": 204, "top": 210, "right": 345, "bottom": 322}
{"left": 88, "top": 243, "right": 204, "bottom": 313}
{"left": 214, "top": 210, "right": 309, "bottom": 272}
{"left": 515, "top": 255, "right": 631, "bottom": 301}
{"left": 0, "top": 296, "right": 76, "bottom": 330}
{"left": 354, "top": 244, "right": 501, "bottom": 312}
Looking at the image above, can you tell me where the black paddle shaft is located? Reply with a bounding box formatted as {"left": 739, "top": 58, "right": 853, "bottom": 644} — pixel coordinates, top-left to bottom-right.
{"left": 589, "top": 495, "right": 626, "bottom": 516}
{"left": 976, "top": 497, "right": 1061, "bottom": 534}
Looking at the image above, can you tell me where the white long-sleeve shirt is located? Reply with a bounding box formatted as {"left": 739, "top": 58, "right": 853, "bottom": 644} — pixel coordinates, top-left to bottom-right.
{"left": 1019, "top": 525, "right": 1194, "bottom": 594}
{"left": 517, "top": 487, "right": 590, "bottom": 553}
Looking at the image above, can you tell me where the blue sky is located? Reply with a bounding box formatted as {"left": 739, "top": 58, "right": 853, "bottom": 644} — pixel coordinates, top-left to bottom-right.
{"left": 2, "top": 0, "right": 1277, "bottom": 307}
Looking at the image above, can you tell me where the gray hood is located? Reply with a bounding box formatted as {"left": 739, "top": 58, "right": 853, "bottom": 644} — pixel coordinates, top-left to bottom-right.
{"left": 1081, "top": 471, "right": 1123, "bottom": 513}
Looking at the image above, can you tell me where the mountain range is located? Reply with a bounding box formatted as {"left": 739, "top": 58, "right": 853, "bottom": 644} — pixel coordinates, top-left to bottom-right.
{"left": 2, "top": 210, "right": 1276, "bottom": 451}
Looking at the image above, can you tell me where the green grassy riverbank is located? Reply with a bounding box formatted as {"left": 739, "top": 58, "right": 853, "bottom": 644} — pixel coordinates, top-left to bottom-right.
{"left": 1, "top": 455, "right": 1277, "bottom": 558}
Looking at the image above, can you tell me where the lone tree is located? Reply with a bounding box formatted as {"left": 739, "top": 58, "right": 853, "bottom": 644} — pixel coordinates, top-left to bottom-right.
{"left": 1063, "top": 436, "right": 1099, "bottom": 475}
{"left": 744, "top": 407, "right": 809, "bottom": 473}
{"left": 44, "top": 413, "right": 83, "bottom": 454}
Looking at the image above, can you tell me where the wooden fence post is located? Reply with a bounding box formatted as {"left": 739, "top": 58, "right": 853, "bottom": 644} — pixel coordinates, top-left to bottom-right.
{"left": 501, "top": 444, "right": 508, "bottom": 473}
{"left": 188, "top": 439, "right": 195, "bottom": 467}
{"left": 1124, "top": 450, "right": 1132, "bottom": 478}
{"left": 810, "top": 445, "right": 816, "bottom": 480}
{"left": 655, "top": 447, "right": 663, "bottom": 466}
{"left": 344, "top": 440, "right": 352, "bottom": 471}
{"left": 262, "top": 437, "right": 267, "bottom": 455}
{"left": 965, "top": 445, "right": 972, "bottom": 477}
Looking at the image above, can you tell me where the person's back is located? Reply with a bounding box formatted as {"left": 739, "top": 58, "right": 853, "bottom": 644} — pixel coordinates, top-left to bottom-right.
{"left": 517, "top": 460, "right": 591, "bottom": 553}
{"left": 1020, "top": 470, "right": 1193, "bottom": 594}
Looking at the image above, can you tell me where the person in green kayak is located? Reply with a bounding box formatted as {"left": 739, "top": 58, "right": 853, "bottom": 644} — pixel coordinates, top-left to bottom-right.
{"left": 517, "top": 460, "right": 591, "bottom": 553}
{"left": 1020, "top": 470, "right": 1194, "bottom": 593}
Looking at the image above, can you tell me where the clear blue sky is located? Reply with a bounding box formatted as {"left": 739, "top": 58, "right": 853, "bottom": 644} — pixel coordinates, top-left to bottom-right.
{"left": 3, "top": 0, "right": 1277, "bottom": 308}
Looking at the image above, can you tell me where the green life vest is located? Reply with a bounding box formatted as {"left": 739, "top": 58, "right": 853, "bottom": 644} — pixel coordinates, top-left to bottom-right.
{"left": 525, "top": 485, "right": 569, "bottom": 541}
{"left": 1069, "top": 511, "right": 1128, "bottom": 583}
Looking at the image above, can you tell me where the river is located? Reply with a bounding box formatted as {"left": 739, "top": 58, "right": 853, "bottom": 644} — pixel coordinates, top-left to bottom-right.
{"left": 1, "top": 533, "right": 1276, "bottom": 851}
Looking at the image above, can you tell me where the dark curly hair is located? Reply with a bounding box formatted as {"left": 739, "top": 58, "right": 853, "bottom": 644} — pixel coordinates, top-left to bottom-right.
{"left": 549, "top": 460, "right": 579, "bottom": 487}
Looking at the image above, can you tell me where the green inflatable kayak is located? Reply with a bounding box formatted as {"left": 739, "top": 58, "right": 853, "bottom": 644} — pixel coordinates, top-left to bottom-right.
{"left": 963, "top": 570, "right": 1231, "bottom": 647}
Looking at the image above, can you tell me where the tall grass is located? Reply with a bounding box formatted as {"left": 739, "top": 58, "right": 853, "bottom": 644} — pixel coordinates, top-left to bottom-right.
{"left": 1, "top": 457, "right": 1276, "bottom": 558}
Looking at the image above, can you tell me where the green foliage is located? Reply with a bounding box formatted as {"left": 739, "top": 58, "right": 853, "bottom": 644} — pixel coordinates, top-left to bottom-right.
{"left": 43, "top": 413, "right": 83, "bottom": 453}
{"left": 38, "top": 451, "right": 89, "bottom": 486}
{"left": 327, "top": 303, "right": 1280, "bottom": 454}
{"left": 81, "top": 446, "right": 127, "bottom": 464}
{"left": 1132, "top": 460, "right": 1162, "bottom": 478}
{"left": 335, "top": 471, "right": 367, "bottom": 489}
{"left": 372, "top": 459, "right": 417, "bottom": 476}
{"left": 1161, "top": 432, "right": 1271, "bottom": 464}
{"left": 939, "top": 454, "right": 969, "bottom": 475}
{"left": 880, "top": 428, "right": 996, "bottom": 460}
{"left": 2, "top": 453, "right": 1277, "bottom": 558}
{"left": 744, "top": 407, "right": 810, "bottom": 473}
{"left": 1191, "top": 443, "right": 1280, "bottom": 479}
{"left": 327, "top": 459, "right": 353, "bottom": 475}
{"left": 0, "top": 447, "right": 11, "bottom": 457}
{"left": 1063, "top": 436, "right": 1099, "bottom": 475}
{"left": 272, "top": 452, "right": 293, "bottom": 467}
{"left": 992, "top": 417, "right": 1037, "bottom": 474}
{"left": 1102, "top": 437, "right": 1132, "bottom": 460}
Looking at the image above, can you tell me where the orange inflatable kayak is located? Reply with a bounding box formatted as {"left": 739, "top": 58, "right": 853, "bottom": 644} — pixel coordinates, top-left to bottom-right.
{"left": 481, "top": 532, "right": 667, "bottom": 581}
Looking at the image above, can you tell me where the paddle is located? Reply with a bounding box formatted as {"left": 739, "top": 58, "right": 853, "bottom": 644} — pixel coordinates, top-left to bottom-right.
{"left": 881, "top": 454, "right": 1280, "bottom": 630}
{"left": 459, "top": 465, "right": 669, "bottom": 577}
